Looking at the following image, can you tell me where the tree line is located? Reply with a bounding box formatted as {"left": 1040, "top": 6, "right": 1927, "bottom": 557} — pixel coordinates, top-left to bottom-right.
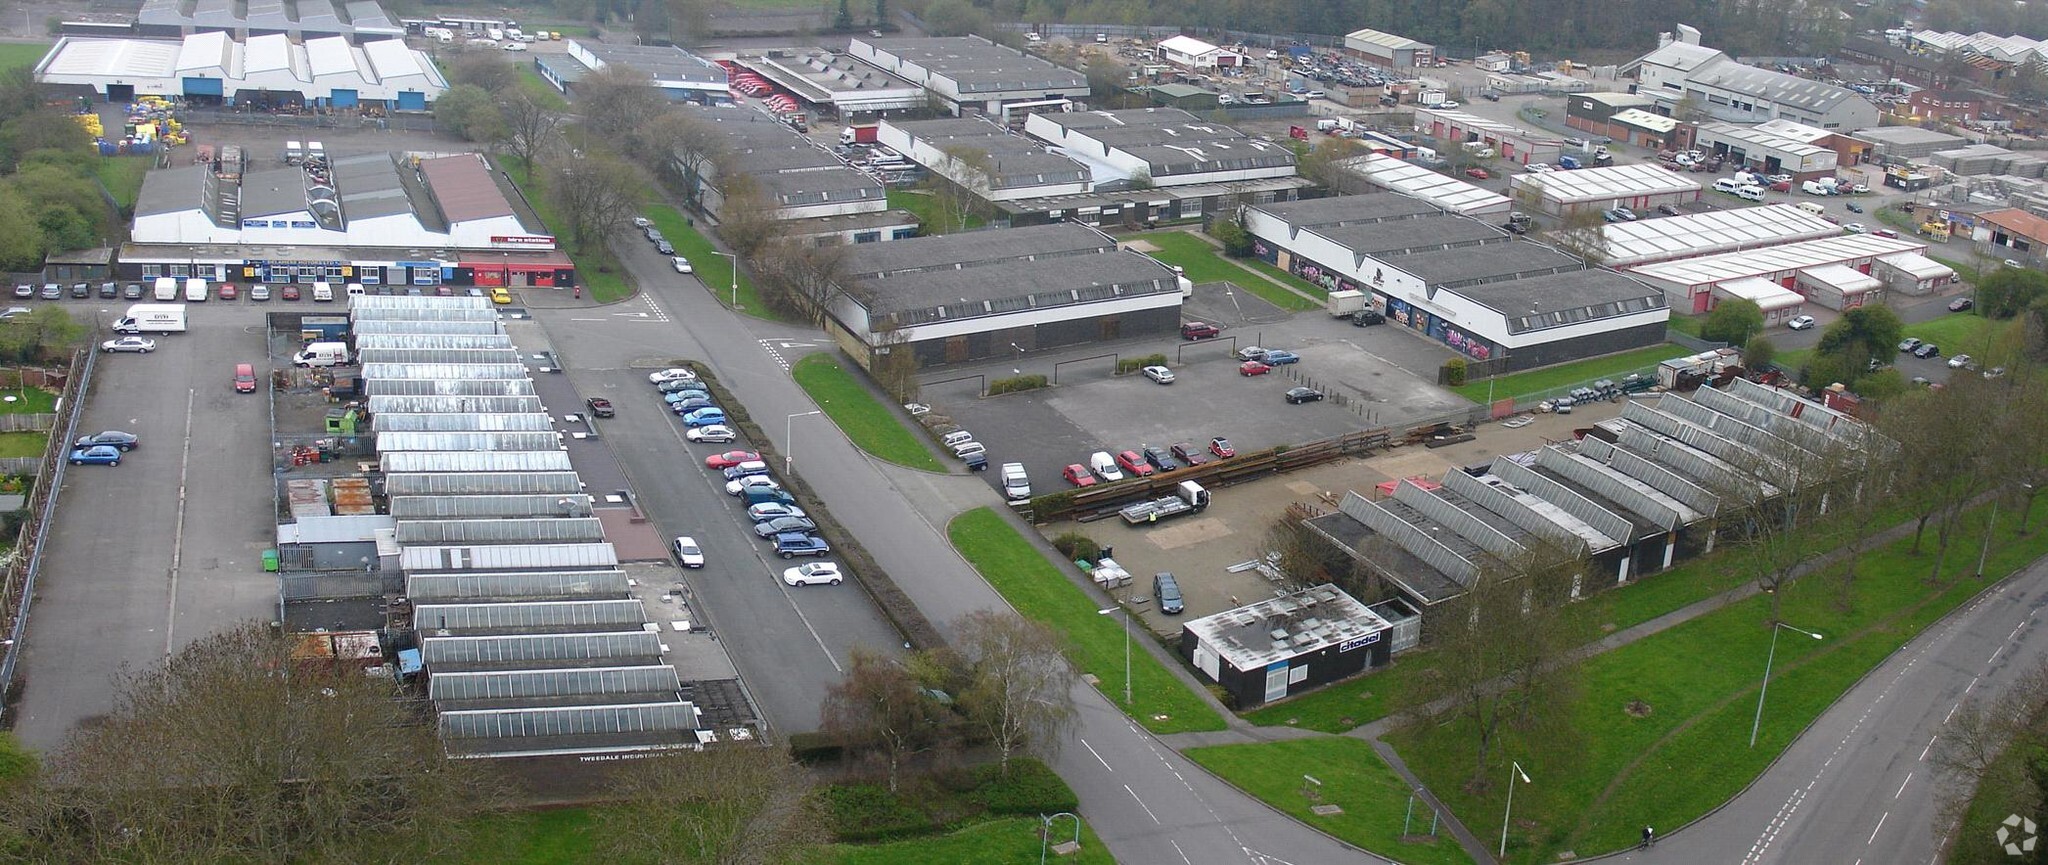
{"left": 0, "top": 67, "right": 119, "bottom": 272}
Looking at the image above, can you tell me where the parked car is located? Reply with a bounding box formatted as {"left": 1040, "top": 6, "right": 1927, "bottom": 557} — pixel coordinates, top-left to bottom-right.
{"left": 1948, "top": 297, "right": 1974, "bottom": 312}
{"left": 1171, "top": 442, "right": 1210, "bottom": 467}
{"left": 74, "top": 430, "right": 138, "bottom": 451}
{"left": 1261, "top": 349, "right": 1300, "bottom": 365}
{"left": 1062, "top": 464, "right": 1098, "bottom": 487}
{"left": 491, "top": 287, "right": 512, "bottom": 304}
{"left": 39, "top": 284, "right": 60, "bottom": 300}
{"left": 672, "top": 257, "right": 693, "bottom": 273}
{"left": 683, "top": 407, "right": 728, "bottom": 427}
{"left": 1898, "top": 337, "right": 1923, "bottom": 352}
{"left": 747, "top": 502, "right": 808, "bottom": 522}
{"left": 632, "top": 216, "right": 652, "bottom": 228}
{"left": 727, "top": 475, "right": 781, "bottom": 497}
{"left": 279, "top": 284, "right": 301, "bottom": 301}
{"left": 1285, "top": 386, "right": 1325, "bottom": 404}
{"left": 1089, "top": 451, "right": 1124, "bottom": 482}
{"left": 648, "top": 367, "right": 698, "bottom": 384}
{"left": 657, "top": 379, "right": 710, "bottom": 394}
{"left": 1142, "top": 365, "right": 1175, "bottom": 384}
{"left": 721, "top": 461, "right": 771, "bottom": 482}
{"left": 1912, "top": 343, "right": 1941, "bottom": 358}
{"left": 783, "top": 562, "right": 843, "bottom": 586}
{"left": 753, "top": 516, "right": 820, "bottom": 537}
{"left": 1209, "top": 437, "right": 1235, "bottom": 458}
{"left": 686, "top": 424, "right": 737, "bottom": 443}
{"left": 671, "top": 536, "right": 705, "bottom": 568}
{"left": 645, "top": 228, "right": 666, "bottom": 243}
{"left": 1350, "top": 308, "right": 1386, "bottom": 326}
{"left": 1786, "top": 315, "right": 1816, "bottom": 330}
{"left": 1239, "top": 360, "right": 1272, "bottom": 376}
{"left": 1603, "top": 207, "right": 1637, "bottom": 223}
{"left": 1841, "top": 222, "right": 1866, "bottom": 233}
{"left": 250, "top": 285, "right": 271, "bottom": 301}
{"left": 704, "top": 450, "right": 762, "bottom": 469}
{"left": 1656, "top": 204, "right": 1682, "bottom": 216}
{"left": 655, "top": 241, "right": 676, "bottom": 255}
{"left": 1179, "top": 322, "right": 1221, "bottom": 340}
{"left": 583, "top": 396, "right": 615, "bottom": 418}
{"left": 101, "top": 336, "right": 158, "bottom": 353}
{"left": 217, "top": 283, "right": 238, "bottom": 300}
{"left": 68, "top": 445, "right": 122, "bottom": 466}
{"left": 1116, "top": 449, "right": 1155, "bottom": 477}
{"left": 97, "top": 282, "right": 117, "bottom": 299}
{"left": 11, "top": 285, "right": 29, "bottom": 299}
{"left": 1236, "top": 346, "right": 1268, "bottom": 362}
{"left": 123, "top": 283, "right": 144, "bottom": 300}
{"left": 69, "top": 282, "right": 89, "bottom": 298}
{"left": 1464, "top": 167, "right": 1490, "bottom": 180}
{"left": 1948, "top": 353, "right": 1974, "bottom": 369}
{"left": 1142, "top": 444, "right": 1182, "bottom": 472}
{"left": 668, "top": 397, "right": 716, "bottom": 414}
{"left": 773, "top": 533, "right": 831, "bottom": 559}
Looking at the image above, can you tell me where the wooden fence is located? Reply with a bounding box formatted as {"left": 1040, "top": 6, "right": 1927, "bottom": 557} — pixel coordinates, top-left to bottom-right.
{"left": 1026, "top": 427, "right": 1392, "bottom": 523}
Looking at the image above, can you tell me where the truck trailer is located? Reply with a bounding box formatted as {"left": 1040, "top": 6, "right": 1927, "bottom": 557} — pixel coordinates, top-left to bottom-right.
{"left": 1119, "top": 480, "right": 1212, "bottom": 525}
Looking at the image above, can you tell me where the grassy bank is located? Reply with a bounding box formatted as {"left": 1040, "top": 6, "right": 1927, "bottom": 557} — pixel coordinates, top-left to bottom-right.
{"left": 791, "top": 354, "right": 943, "bottom": 471}
{"left": 1390, "top": 501, "right": 2048, "bottom": 863}
{"left": 1186, "top": 738, "right": 1474, "bottom": 865}
{"left": 1130, "top": 231, "right": 1321, "bottom": 312}
{"left": 494, "top": 156, "right": 631, "bottom": 302}
{"left": 948, "top": 508, "right": 1227, "bottom": 734}
{"left": 95, "top": 156, "right": 151, "bottom": 211}
{"left": 1450, "top": 344, "right": 1680, "bottom": 403}
{"left": 887, "top": 189, "right": 984, "bottom": 233}
{"left": 642, "top": 204, "right": 774, "bottom": 319}
{"left": 0, "top": 43, "right": 51, "bottom": 73}
{"left": 460, "top": 808, "right": 1112, "bottom": 864}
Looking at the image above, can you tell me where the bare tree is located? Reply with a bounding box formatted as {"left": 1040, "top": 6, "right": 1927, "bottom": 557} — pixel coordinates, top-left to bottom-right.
{"left": 751, "top": 236, "right": 852, "bottom": 324}
{"left": 926, "top": 144, "right": 994, "bottom": 232}
{"left": 950, "top": 610, "right": 1078, "bottom": 771}
{"left": 1932, "top": 657, "right": 2048, "bottom": 840}
{"left": 715, "top": 170, "right": 781, "bottom": 262}
{"left": 820, "top": 647, "right": 955, "bottom": 793}
{"left": 1713, "top": 420, "right": 1875, "bottom": 620}
{"left": 498, "top": 89, "right": 565, "bottom": 172}
{"left": 1882, "top": 381, "right": 1998, "bottom": 581}
{"left": 590, "top": 744, "right": 826, "bottom": 865}
{"left": 0, "top": 621, "right": 487, "bottom": 863}
{"left": 866, "top": 318, "right": 921, "bottom": 403}
{"left": 1298, "top": 136, "right": 1369, "bottom": 194}
{"left": 447, "top": 53, "right": 518, "bottom": 92}
{"left": 545, "top": 150, "right": 645, "bottom": 253}
{"left": 574, "top": 64, "right": 662, "bottom": 140}
{"left": 640, "top": 109, "right": 728, "bottom": 200}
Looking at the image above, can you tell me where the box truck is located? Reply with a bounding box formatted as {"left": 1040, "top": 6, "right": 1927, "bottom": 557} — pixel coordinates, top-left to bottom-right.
{"left": 153, "top": 276, "right": 178, "bottom": 301}
{"left": 1325, "top": 289, "right": 1368, "bottom": 317}
{"left": 112, "top": 304, "right": 188, "bottom": 334}
{"left": 292, "top": 341, "right": 351, "bottom": 367}
{"left": 839, "top": 124, "right": 879, "bottom": 145}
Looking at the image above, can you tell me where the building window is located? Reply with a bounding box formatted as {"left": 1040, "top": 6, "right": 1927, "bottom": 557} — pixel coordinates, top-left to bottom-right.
{"left": 326, "top": 266, "right": 345, "bottom": 278}
{"left": 853, "top": 231, "right": 881, "bottom": 243}
{"left": 169, "top": 264, "right": 190, "bottom": 277}
{"left": 1179, "top": 197, "right": 1205, "bottom": 218}
{"left": 140, "top": 264, "right": 160, "bottom": 277}
{"left": 360, "top": 269, "right": 381, "bottom": 285}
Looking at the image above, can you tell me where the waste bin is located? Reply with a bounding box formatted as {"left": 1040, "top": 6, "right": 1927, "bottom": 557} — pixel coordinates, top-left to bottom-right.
{"left": 262, "top": 549, "right": 279, "bottom": 572}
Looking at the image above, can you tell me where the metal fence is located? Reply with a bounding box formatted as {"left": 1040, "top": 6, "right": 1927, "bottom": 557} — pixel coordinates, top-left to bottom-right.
{"left": 0, "top": 350, "right": 93, "bottom": 724}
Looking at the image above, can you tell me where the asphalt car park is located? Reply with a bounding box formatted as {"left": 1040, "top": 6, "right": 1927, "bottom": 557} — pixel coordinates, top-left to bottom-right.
{"left": 13, "top": 307, "right": 280, "bottom": 750}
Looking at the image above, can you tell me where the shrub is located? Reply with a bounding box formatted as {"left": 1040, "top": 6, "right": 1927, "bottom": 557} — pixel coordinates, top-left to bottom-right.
{"left": 972, "top": 758, "right": 1078, "bottom": 815}
{"left": 987, "top": 374, "right": 1048, "bottom": 395}
{"left": 1209, "top": 218, "right": 1255, "bottom": 257}
{"left": 1443, "top": 357, "right": 1468, "bottom": 388}
{"left": 786, "top": 731, "right": 844, "bottom": 765}
{"left": 818, "top": 784, "right": 937, "bottom": 842}
{"left": 1116, "top": 353, "right": 1169, "bottom": 374}
{"left": 1050, "top": 530, "right": 1099, "bottom": 562}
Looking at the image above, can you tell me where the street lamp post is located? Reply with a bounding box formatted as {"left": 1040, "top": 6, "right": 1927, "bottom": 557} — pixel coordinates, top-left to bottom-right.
{"left": 1097, "top": 606, "right": 1131, "bottom": 705}
{"left": 785, "top": 410, "right": 822, "bottom": 475}
{"left": 1750, "top": 622, "right": 1824, "bottom": 747}
{"left": 713, "top": 251, "right": 740, "bottom": 309}
{"left": 1499, "top": 760, "right": 1531, "bottom": 857}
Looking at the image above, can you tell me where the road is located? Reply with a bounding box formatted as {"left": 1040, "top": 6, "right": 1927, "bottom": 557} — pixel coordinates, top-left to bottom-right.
{"left": 538, "top": 233, "right": 1380, "bottom": 864}
{"left": 1629, "top": 552, "right": 2048, "bottom": 865}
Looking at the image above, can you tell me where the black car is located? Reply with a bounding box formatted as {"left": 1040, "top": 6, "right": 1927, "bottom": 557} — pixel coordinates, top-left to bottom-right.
{"left": 655, "top": 241, "right": 676, "bottom": 255}
{"left": 1171, "top": 442, "right": 1211, "bottom": 467}
{"left": 1656, "top": 204, "right": 1682, "bottom": 216}
{"left": 1285, "top": 386, "right": 1325, "bottom": 404}
{"left": 73, "top": 430, "right": 139, "bottom": 451}
{"left": 1142, "top": 444, "right": 1182, "bottom": 472}
{"left": 96, "top": 282, "right": 117, "bottom": 299}
{"left": 1349, "top": 308, "right": 1385, "bottom": 327}
{"left": 1948, "top": 297, "right": 1974, "bottom": 312}
{"left": 583, "top": 396, "right": 614, "bottom": 418}
{"left": 1911, "top": 343, "right": 1941, "bottom": 359}
{"left": 752, "top": 516, "right": 819, "bottom": 537}
{"left": 123, "top": 283, "right": 144, "bottom": 299}
{"left": 68, "top": 283, "right": 89, "bottom": 299}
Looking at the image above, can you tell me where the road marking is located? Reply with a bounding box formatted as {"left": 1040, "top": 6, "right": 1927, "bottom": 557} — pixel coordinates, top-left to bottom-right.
{"left": 1081, "top": 737, "right": 1113, "bottom": 771}
{"left": 757, "top": 339, "right": 795, "bottom": 373}
{"left": 1921, "top": 735, "right": 1936, "bottom": 761}
{"left": 163, "top": 387, "right": 195, "bottom": 655}
{"left": 568, "top": 317, "right": 606, "bottom": 321}
{"left": 1945, "top": 702, "right": 1961, "bottom": 723}
{"left": 1125, "top": 784, "right": 1161, "bottom": 824}
{"left": 1868, "top": 811, "right": 1888, "bottom": 845}
{"left": 1169, "top": 839, "right": 1193, "bottom": 864}
{"left": 1895, "top": 772, "right": 1912, "bottom": 799}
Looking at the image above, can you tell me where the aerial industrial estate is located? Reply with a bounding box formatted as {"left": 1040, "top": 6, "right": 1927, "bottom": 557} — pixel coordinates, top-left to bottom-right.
{"left": 0, "top": 1, "right": 2044, "bottom": 863}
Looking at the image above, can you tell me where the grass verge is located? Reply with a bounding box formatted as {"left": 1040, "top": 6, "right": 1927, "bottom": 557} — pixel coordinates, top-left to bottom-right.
{"left": 1948, "top": 733, "right": 2043, "bottom": 865}
{"left": 95, "top": 156, "right": 152, "bottom": 211}
{"left": 642, "top": 204, "right": 775, "bottom": 319}
{"left": 1930, "top": 254, "right": 1983, "bottom": 286}
{"left": 1389, "top": 500, "right": 2048, "bottom": 863}
{"left": 1449, "top": 344, "right": 1680, "bottom": 403}
{"left": 0, "top": 43, "right": 50, "bottom": 73}
{"left": 1186, "top": 738, "right": 1475, "bottom": 865}
{"left": 0, "top": 432, "right": 46, "bottom": 458}
{"left": 791, "top": 354, "right": 943, "bottom": 471}
{"left": 514, "top": 63, "right": 568, "bottom": 110}
{"left": 494, "top": 155, "right": 630, "bottom": 303}
{"left": 886, "top": 188, "right": 984, "bottom": 233}
{"left": 461, "top": 808, "right": 596, "bottom": 864}
{"left": 1902, "top": 313, "right": 2003, "bottom": 357}
{"left": 1130, "top": 231, "right": 1322, "bottom": 312}
{"left": 1665, "top": 314, "right": 1704, "bottom": 338}
{"left": 1239, "top": 256, "right": 1332, "bottom": 299}
{"left": 461, "top": 807, "right": 1110, "bottom": 865}
{"left": 947, "top": 508, "right": 1227, "bottom": 734}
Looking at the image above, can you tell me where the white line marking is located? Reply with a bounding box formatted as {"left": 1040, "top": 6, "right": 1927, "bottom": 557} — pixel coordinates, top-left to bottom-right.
{"left": 1169, "top": 839, "right": 1194, "bottom": 865}
{"left": 1945, "top": 702, "right": 1961, "bottom": 723}
{"left": 1896, "top": 772, "right": 1912, "bottom": 799}
{"left": 164, "top": 387, "right": 195, "bottom": 655}
{"left": 1921, "top": 736, "right": 1936, "bottom": 761}
{"left": 1869, "top": 811, "right": 1888, "bottom": 845}
{"left": 1125, "top": 784, "right": 1161, "bottom": 824}
{"left": 1081, "top": 737, "right": 1113, "bottom": 771}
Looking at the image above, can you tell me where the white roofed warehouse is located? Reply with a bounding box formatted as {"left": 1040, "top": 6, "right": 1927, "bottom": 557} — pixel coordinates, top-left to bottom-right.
{"left": 1412, "top": 108, "right": 1562, "bottom": 167}
{"left": 1506, "top": 163, "right": 1702, "bottom": 217}
{"left": 1156, "top": 35, "right": 1245, "bottom": 70}
{"left": 35, "top": 32, "right": 445, "bottom": 110}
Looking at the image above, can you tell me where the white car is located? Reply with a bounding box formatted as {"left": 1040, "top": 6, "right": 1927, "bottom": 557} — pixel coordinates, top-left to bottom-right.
{"left": 747, "top": 502, "right": 808, "bottom": 522}
{"left": 686, "top": 424, "right": 736, "bottom": 443}
{"left": 1438, "top": 100, "right": 1460, "bottom": 108}
{"left": 1947, "top": 353, "right": 1974, "bottom": 369}
{"left": 1849, "top": 183, "right": 1870, "bottom": 194}
{"left": 1786, "top": 315, "right": 1817, "bottom": 330}
{"left": 631, "top": 216, "right": 652, "bottom": 228}
{"left": 903, "top": 403, "right": 930, "bottom": 416}
{"left": 648, "top": 367, "right": 698, "bottom": 385}
{"left": 671, "top": 536, "right": 705, "bottom": 568}
{"left": 1766, "top": 173, "right": 1792, "bottom": 184}
{"left": 671, "top": 257, "right": 693, "bottom": 274}
{"left": 727, "top": 475, "right": 781, "bottom": 497}
{"left": 1525, "top": 162, "right": 1555, "bottom": 173}
{"left": 503, "top": 41, "right": 528, "bottom": 51}
{"left": 783, "top": 562, "right": 843, "bottom": 586}
{"left": 1142, "top": 365, "right": 1175, "bottom": 384}
{"left": 100, "top": 336, "right": 157, "bottom": 353}
{"left": 1841, "top": 222, "right": 1867, "bottom": 234}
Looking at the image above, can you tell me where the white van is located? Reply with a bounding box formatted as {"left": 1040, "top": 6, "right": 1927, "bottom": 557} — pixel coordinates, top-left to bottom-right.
{"left": 152, "top": 276, "right": 178, "bottom": 301}
{"left": 1801, "top": 179, "right": 1836, "bottom": 196}
{"left": 312, "top": 281, "right": 334, "bottom": 302}
{"left": 1712, "top": 178, "right": 1742, "bottom": 194}
{"left": 1736, "top": 185, "right": 1766, "bottom": 202}
{"left": 345, "top": 283, "right": 366, "bottom": 298}
{"left": 184, "top": 278, "right": 207, "bottom": 302}
{"left": 1795, "top": 201, "right": 1827, "bottom": 217}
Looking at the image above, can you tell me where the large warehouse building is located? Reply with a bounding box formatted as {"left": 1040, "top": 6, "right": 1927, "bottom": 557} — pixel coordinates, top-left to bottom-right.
{"left": 823, "top": 223, "right": 1190, "bottom": 368}
{"left": 35, "top": 31, "right": 445, "bottom": 108}
{"left": 1244, "top": 194, "right": 1669, "bottom": 369}
{"left": 1593, "top": 204, "right": 1841, "bottom": 267}
{"left": 1627, "top": 26, "right": 1878, "bottom": 130}
{"left": 134, "top": 0, "right": 404, "bottom": 42}
{"left": 672, "top": 104, "right": 917, "bottom": 243}
{"left": 1341, "top": 153, "right": 1513, "bottom": 218}
{"left": 1343, "top": 27, "right": 1434, "bottom": 68}
{"left": 1023, "top": 108, "right": 1297, "bottom": 188}
{"left": 728, "top": 47, "right": 924, "bottom": 118}
{"left": 534, "top": 41, "right": 730, "bottom": 104}
{"left": 847, "top": 35, "right": 1089, "bottom": 117}
{"left": 1627, "top": 234, "right": 1947, "bottom": 313}
{"left": 1411, "top": 108, "right": 1562, "bottom": 167}
{"left": 878, "top": 117, "right": 1089, "bottom": 201}
{"left": 1506, "top": 163, "right": 1702, "bottom": 217}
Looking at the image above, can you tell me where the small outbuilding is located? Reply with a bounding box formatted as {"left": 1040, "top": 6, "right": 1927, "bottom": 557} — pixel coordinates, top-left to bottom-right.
{"left": 1179, "top": 584, "right": 1393, "bottom": 709}
{"left": 1711, "top": 277, "right": 1806, "bottom": 326}
{"left": 1794, "top": 263, "right": 1882, "bottom": 310}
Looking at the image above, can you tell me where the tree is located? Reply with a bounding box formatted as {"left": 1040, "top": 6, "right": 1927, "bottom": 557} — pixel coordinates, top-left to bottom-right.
{"left": 1812, "top": 303, "right": 1905, "bottom": 385}
{"left": 751, "top": 236, "right": 852, "bottom": 323}
{"left": 1933, "top": 657, "right": 2048, "bottom": 845}
{"left": 544, "top": 150, "right": 644, "bottom": 252}
{"left": 0, "top": 189, "right": 42, "bottom": 270}
{"left": 867, "top": 318, "right": 922, "bottom": 403}
{"left": 1299, "top": 136, "right": 1369, "bottom": 193}
{"left": 1976, "top": 266, "right": 2048, "bottom": 320}
{"left": 1711, "top": 414, "right": 1876, "bottom": 620}
{"left": 1084, "top": 52, "right": 1128, "bottom": 106}
{"left": 590, "top": 744, "right": 825, "bottom": 865}
{"left": 573, "top": 64, "right": 661, "bottom": 140}
{"left": 950, "top": 611, "right": 1078, "bottom": 771}
{"left": 820, "top": 647, "right": 956, "bottom": 793}
{"left": 1883, "top": 380, "right": 1998, "bottom": 581}
{"left": 447, "top": 53, "right": 517, "bottom": 92}
{"left": 660, "top": 111, "right": 731, "bottom": 206}
{"left": 926, "top": 144, "right": 994, "bottom": 232}
{"left": 1208, "top": 216, "right": 1253, "bottom": 258}
{"left": 920, "top": 0, "right": 990, "bottom": 36}
{"left": 433, "top": 84, "right": 506, "bottom": 144}
{"left": 1743, "top": 334, "right": 1778, "bottom": 370}
{"left": 1701, "top": 297, "right": 1765, "bottom": 344}
{"left": 498, "top": 90, "right": 565, "bottom": 172}
{"left": 0, "top": 621, "right": 486, "bottom": 862}
{"left": 715, "top": 170, "right": 781, "bottom": 262}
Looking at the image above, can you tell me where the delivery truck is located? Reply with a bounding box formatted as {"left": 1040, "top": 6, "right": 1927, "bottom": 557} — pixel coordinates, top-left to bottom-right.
{"left": 1119, "top": 480, "right": 1212, "bottom": 525}
{"left": 1325, "top": 289, "right": 1367, "bottom": 317}
{"left": 111, "top": 304, "right": 188, "bottom": 334}
{"left": 839, "top": 124, "right": 879, "bottom": 145}
{"left": 292, "top": 341, "right": 351, "bottom": 368}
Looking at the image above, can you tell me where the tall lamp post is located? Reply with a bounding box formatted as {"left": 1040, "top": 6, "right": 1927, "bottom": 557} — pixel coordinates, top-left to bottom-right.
{"left": 1499, "top": 760, "right": 1531, "bottom": 857}
{"left": 713, "top": 251, "right": 740, "bottom": 310}
{"left": 784, "top": 410, "right": 822, "bottom": 475}
{"left": 1096, "top": 606, "right": 1131, "bottom": 705}
{"left": 1750, "top": 622, "right": 1824, "bottom": 747}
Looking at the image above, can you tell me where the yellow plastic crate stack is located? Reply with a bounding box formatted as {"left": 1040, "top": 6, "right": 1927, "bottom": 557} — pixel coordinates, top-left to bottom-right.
{"left": 73, "top": 113, "right": 103, "bottom": 138}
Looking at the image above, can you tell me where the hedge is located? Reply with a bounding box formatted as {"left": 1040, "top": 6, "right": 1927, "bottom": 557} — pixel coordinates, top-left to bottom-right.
{"left": 972, "top": 759, "right": 1077, "bottom": 815}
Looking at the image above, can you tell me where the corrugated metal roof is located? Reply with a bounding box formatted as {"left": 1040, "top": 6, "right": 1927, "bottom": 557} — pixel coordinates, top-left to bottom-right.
{"left": 276, "top": 513, "right": 397, "bottom": 545}
{"left": 1598, "top": 204, "right": 1839, "bottom": 266}
{"left": 378, "top": 450, "right": 572, "bottom": 473}
{"left": 376, "top": 431, "right": 563, "bottom": 452}
{"left": 366, "top": 395, "right": 543, "bottom": 414}
{"left": 355, "top": 334, "right": 516, "bottom": 350}
{"left": 405, "top": 569, "right": 629, "bottom": 601}
{"left": 401, "top": 542, "right": 619, "bottom": 572}
{"left": 436, "top": 702, "right": 700, "bottom": 741}
{"left": 357, "top": 348, "right": 524, "bottom": 366}
{"left": 415, "top": 599, "right": 646, "bottom": 631}
{"left": 1628, "top": 234, "right": 1926, "bottom": 287}
{"left": 351, "top": 320, "right": 506, "bottom": 336}
{"left": 420, "top": 155, "right": 517, "bottom": 223}
{"left": 360, "top": 363, "right": 527, "bottom": 380}
{"left": 1509, "top": 163, "right": 1702, "bottom": 204}
{"left": 393, "top": 517, "right": 606, "bottom": 545}
{"left": 352, "top": 295, "right": 494, "bottom": 310}
{"left": 372, "top": 413, "right": 556, "bottom": 433}
{"left": 427, "top": 666, "right": 680, "bottom": 701}
{"left": 383, "top": 472, "right": 585, "bottom": 496}
{"left": 388, "top": 493, "right": 592, "bottom": 519}
{"left": 1347, "top": 154, "right": 1512, "bottom": 215}
{"left": 421, "top": 631, "right": 662, "bottom": 665}
{"left": 349, "top": 307, "right": 502, "bottom": 322}
{"left": 366, "top": 380, "right": 536, "bottom": 398}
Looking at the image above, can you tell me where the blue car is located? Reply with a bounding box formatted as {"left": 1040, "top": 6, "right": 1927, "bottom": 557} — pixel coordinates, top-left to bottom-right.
{"left": 669, "top": 397, "right": 717, "bottom": 414}
{"left": 1261, "top": 350, "right": 1301, "bottom": 365}
{"left": 68, "top": 445, "right": 123, "bottom": 466}
{"left": 682, "top": 407, "right": 727, "bottom": 428}
{"left": 662, "top": 388, "right": 711, "bottom": 403}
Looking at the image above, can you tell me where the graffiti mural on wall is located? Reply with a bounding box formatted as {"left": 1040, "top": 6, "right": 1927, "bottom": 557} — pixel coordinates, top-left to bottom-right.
{"left": 1283, "top": 256, "right": 1361, "bottom": 295}
{"left": 1387, "top": 298, "right": 1495, "bottom": 361}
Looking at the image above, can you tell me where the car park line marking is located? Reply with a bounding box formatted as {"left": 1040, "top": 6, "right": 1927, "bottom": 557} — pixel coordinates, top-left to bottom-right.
{"left": 164, "top": 388, "right": 194, "bottom": 655}
{"left": 1921, "top": 736, "right": 1936, "bottom": 761}
{"left": 1895, "top": 772, "right": 1912, "bottom": 799}
{"left": 1081, "top": 737, "right": 1113, "bottom": 771}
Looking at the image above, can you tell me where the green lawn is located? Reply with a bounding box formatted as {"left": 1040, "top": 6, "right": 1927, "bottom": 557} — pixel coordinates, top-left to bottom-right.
{"left": 1665, "top": 314, "right": 1704, "bottom": 338}
{"left": 1450, "top": 344, "right": 1681, "bottom": 403}
{"left": 791, "top": 354, "right": 943, "bottom": 471}
{"left": 1130, "top": 231, "right": 1321, "bottom": 312}
{"left": 1388, "top": 500, "right": 2048, "bottom": 863}
{"left": 0, "top": 386, "right": 57, "bottom": 415}
{"left": 642, "top": 204, "right": 775, "bottom": 319}
{"left": 1186, "top": 738, "right": 1474, "bottom": 865}
{"left": 494, "top": 156, "right": 631, "bottom": 302}
{"left": 0, "top": 432, "right": 45, "bottom": 458}
{"left": 0, "top": 43, "right": 50, "bottom": 73}
{"left": 1930, "top": 254, "right": 1983, "bottom": 286}
{"left": 514, "top": 63, "right": 568, "bottom": 110}
{"left": 461, "top": 808, "right": 596, "bottom": 864}
{"left": 1902, "top": 313, "right": 2005, "bottom": 357}
{"left": 95, "top": 156, "right": 152, "bottom": 211}
{"left": 1239, "top": 256, "right": 1331, "bottom": 299}
{"left": 886, "top": 189, "right": 983, "bottom": 233}
{"left": 1949, "top": 736, "right": 2044, "bottom": 865}
{"left": 834, "top": 816, "right": 1115, "bottom": 865}
{"left": 947, "top": 508, "right": 1227, "bottom": 735}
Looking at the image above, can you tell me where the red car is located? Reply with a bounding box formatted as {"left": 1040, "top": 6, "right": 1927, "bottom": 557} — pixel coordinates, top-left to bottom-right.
{"left": 1209, "top": 437, "right": 1235, "bottom": 458}
{"left": 1179, "top": 322, "right": 1221, "bottom": 340}
{"left": 279, "top": 284, "right": 301, "bottom": 301}
{"left": 217, "top": 283, "right": 238, "bottom": 300}
{"left": 1239, "top": 360, "right": 1272, "bottom": 376}
{"left": 1061, "top": 464, "right": 1097, "bottom": 487}
{"left": 1116, "top": 450, "right": 1154, "bottom": 477}
{"left": 704, "top": 450, "right": 762, "bottom": 469}
{"left": 1465, "top": 168, "right": 1490, "bottom": 180}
